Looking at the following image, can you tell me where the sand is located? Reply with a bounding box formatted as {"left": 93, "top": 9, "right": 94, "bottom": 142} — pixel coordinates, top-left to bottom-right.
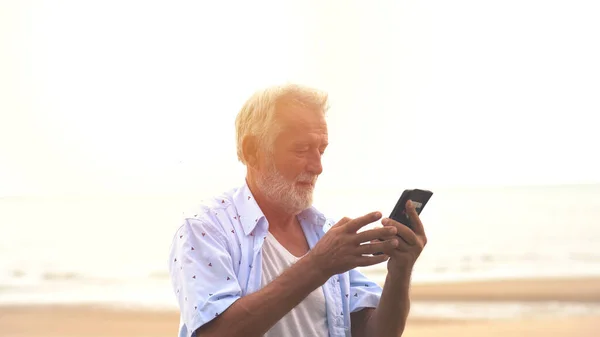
{"left": 408, "top": 276, "right": 600, "bottom": 302}
{"left": 1, "top": 277, "right": 599, "bottom": 337}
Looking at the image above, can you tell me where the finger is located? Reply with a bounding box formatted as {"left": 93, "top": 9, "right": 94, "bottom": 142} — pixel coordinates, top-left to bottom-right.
{"left": 376, "top": 235, "right": 398, "bottom": 242}
{"left": 375, "top": 234, "right": 416, "bottom": 253}
{"left": 355, "top": 240, "right": 399, "bottom": 255}
{"left": 382, "top": 218, "right": 418, "bottom": 245}
{"left": 371, "top": 237, "right": 399, "bottom": 247}
{"left": 374, "top": 232, "right": 415, "bottom": 253}
{"left": 331, "top": 217, "right": 353, "bottom": 229}
{"left": 355, "top": 254, "right": 389, "bottom": 267}
{"left": 393, "top": 239, "right": 414, "bottom": 252}
{"left": 405, "top": 200, "right": 425, "bottom": 236}
{"left": 354, "top": 226, "right": 397, "bottom": 244}
{"left": 345, "top": 211, "right": 383, "bottom": 233}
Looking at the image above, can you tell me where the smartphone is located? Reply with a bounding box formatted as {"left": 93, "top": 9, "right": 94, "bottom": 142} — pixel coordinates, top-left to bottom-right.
{"left": 389, "top": 189, "right": 433, "bottom": 229}
{"left": 373, "top": 189, "right": 433, "bottom": 255}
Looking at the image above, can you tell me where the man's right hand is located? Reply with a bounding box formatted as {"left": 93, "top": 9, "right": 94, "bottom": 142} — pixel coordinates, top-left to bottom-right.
{"left": 307, "top": 211, "right": 400, "bottom": 280}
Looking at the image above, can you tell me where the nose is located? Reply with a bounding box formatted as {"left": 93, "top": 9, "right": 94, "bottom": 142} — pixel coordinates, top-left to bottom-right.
{"left": 306, "top": 149, "right": 323, "bottom": 176}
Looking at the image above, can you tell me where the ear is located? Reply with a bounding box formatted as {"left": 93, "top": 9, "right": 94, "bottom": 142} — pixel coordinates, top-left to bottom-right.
{"left": 242, "top": 136, "right": 259, "bottom": 168}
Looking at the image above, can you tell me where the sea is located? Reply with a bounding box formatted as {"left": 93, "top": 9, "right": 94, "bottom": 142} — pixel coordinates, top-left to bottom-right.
{"left": 1, "top": 184, "right": 600, "bottom": 320}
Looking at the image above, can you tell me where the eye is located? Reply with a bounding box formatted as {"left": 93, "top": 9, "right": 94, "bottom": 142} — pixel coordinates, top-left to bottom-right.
{"left": 294, "top": 145, "right": 310, "bottom": 153}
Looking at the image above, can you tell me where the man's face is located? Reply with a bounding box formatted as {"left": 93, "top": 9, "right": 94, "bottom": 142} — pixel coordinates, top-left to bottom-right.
{"left": 255, "top": 106, "right": 328, "bottom": 214}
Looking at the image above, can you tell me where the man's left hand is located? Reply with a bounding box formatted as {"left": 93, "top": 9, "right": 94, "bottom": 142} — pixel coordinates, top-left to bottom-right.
{"left": 379, "top": 200, "right": 427, "bottom": 277}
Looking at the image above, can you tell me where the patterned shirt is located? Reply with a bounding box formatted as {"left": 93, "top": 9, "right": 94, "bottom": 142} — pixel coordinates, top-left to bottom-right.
{"left": 168, "top": 182, "right": 383, "bottom": 337}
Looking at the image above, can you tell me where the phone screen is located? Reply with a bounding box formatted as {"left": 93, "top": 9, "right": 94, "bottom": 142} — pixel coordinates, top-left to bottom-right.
{"left": 389, "top": 189, "right": 433, "bottom": 228}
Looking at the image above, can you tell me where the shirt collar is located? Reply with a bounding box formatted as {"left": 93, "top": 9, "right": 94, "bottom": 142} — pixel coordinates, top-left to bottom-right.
{"left": 233, "top": 181, "right": 329, "bottom": 236}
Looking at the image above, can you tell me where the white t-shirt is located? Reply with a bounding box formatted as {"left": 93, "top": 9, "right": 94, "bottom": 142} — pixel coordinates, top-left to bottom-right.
{"left": 261, "top": 232, "right": 329, "bottom": 337}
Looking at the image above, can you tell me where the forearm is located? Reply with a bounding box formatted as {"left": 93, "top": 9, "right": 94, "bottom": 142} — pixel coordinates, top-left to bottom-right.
{"left": 197, "top": 255, "right": 328, "bottom": 337}
{"left": 366, "top": 268, "right": 412, "bottom": 337}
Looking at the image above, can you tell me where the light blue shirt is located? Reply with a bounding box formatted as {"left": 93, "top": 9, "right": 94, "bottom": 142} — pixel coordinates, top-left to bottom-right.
{"left": 168, "top": 183, "right": 383, "bottom": 337}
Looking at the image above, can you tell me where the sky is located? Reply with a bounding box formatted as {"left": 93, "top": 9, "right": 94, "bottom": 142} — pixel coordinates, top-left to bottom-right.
{"left": 1, "top": 0, "right": 599, "bottom": 197}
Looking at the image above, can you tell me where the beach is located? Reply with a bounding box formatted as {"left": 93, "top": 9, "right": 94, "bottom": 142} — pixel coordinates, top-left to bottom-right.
{"left": 1, "top": 307, "right": 597, "bottom": 337}
{"left": 2, "top": 186, "right": 600, "bottom": 335}
{"left": 1, "top": 277, "right": 598, "bottom": 336}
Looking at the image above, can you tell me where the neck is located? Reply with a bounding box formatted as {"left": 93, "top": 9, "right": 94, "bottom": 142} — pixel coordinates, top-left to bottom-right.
{"left": 245, "top": 175, "right": 298, "bottom": 231}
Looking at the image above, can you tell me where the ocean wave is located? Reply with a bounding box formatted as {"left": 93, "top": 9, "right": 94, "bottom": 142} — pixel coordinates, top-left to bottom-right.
{"left": 0, "top": 269, "right": 130, "bottom": 288}
{"left": 569, "top": 253, "right": 600, "bottom": 262}
{"left": 42, "top": 271, "right": 81, "bottom": 281}
{"left": 4, "top": 251, "right": 600, "bottom": 290}
{"left": 410, "top": 301, "right": 600, "bottom": 320}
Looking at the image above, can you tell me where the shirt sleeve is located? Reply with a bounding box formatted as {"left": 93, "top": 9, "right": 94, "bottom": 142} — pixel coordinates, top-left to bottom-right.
{"left": 169, "top": 217, "right": 242, "bottom": 337}
{"left": 348, "top": 268, "right": 383, "bottom": 313}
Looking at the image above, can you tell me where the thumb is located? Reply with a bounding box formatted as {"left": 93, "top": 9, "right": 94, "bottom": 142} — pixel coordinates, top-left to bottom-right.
{"left": 406, "top": 200, "right": 425, "bottom": 236}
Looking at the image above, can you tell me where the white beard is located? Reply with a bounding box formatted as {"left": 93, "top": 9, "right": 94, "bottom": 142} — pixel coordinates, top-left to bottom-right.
{"left": 256, "top": 162, "right": 317, "bottom": 215}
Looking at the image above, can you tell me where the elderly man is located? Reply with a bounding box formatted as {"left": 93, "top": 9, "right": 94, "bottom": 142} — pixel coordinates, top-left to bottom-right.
{"left": 168, "top": 84, "right": 427, "bottom": 337}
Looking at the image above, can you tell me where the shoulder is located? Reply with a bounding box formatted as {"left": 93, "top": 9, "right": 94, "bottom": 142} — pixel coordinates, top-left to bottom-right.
{"left": 175, "top": 186, "right": 242, "bottom": 242}
{"left": 182, "top": 186, "right": 238, "bottom": 219}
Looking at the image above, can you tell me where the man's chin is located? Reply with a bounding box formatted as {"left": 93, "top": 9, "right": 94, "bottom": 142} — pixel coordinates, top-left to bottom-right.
{"left": 282, "top": 195, "right": 313, "bottom": 215}
{"left": 259, "top": 184, "right": 314, "bottom": 214}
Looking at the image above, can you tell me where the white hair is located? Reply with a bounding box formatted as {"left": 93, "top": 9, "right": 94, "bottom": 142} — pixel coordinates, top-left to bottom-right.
{"left": 235, "top": 83, "right": 329, "bottom": 165}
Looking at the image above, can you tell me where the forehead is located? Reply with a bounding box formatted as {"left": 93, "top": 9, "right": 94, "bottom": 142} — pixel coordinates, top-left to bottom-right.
{"left": 275, "top": 105, "right": 328, "bottom": 143}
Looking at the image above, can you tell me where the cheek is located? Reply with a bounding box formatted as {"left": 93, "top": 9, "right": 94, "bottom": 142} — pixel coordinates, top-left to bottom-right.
{"left": 277, "top": 156, "right": 306, "bottom": 179}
